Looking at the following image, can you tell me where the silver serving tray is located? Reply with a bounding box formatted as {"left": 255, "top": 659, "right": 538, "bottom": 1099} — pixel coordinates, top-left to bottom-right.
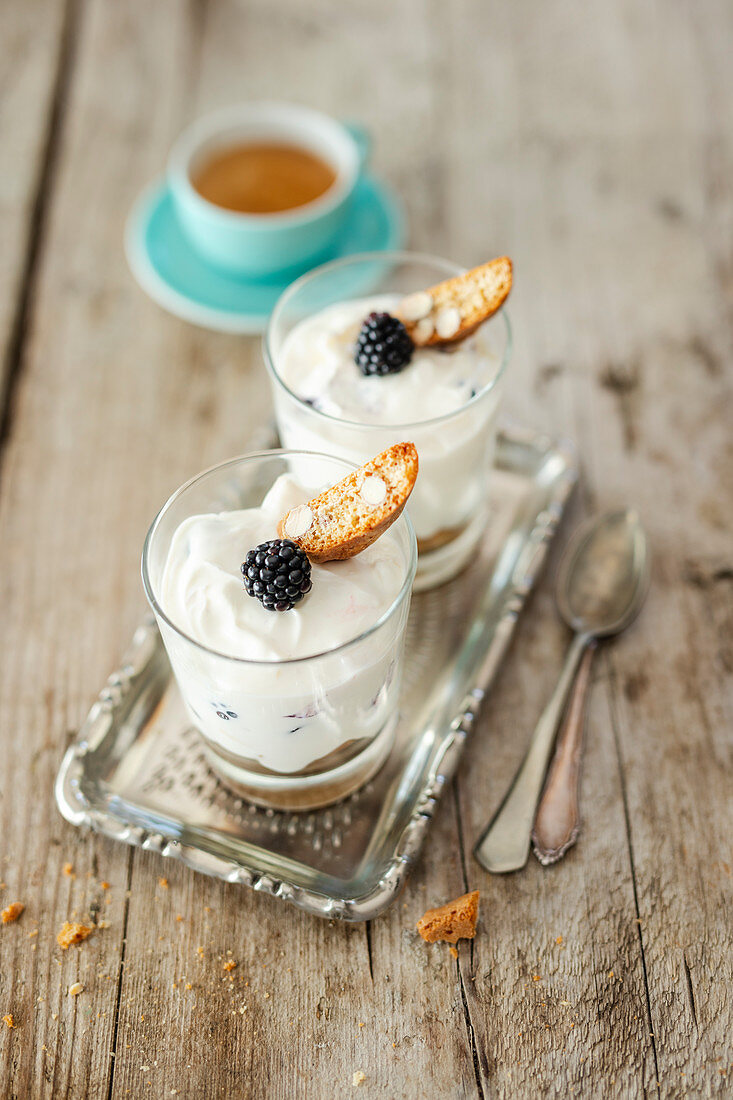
{"left": 55, "top": 427, "right": 577, "bottom": 921}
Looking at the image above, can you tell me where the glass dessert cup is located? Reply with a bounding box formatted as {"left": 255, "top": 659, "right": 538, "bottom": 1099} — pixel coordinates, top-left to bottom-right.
{"left": 264, "top": 250, "right": 512, "bottom": 590}
{"left": 142, "top": 450, "right": 417, "bottom": 811}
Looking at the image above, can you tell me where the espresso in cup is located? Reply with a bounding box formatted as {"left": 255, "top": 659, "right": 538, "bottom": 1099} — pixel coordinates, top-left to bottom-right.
{"left": 193, "top": 142, "right": 337, "bottom": 215}
{"left": 169, "top": 102, "right": 368, "bottom": 276}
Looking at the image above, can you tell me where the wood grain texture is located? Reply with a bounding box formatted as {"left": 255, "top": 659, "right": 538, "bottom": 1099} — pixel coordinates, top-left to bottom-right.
{"left": 0, "top": 0, "right": 71, "bottom": 421}
{"left": 1, "top": 0, "right": 731, "bottom": 1097}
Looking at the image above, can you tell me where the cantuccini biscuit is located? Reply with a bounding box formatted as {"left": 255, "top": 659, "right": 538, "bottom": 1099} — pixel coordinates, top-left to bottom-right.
{"left": 278, "top": 442, "right": 418, "bottom": 563}
{"left": 396, "top": 257, "right": 512, "bottom": 347}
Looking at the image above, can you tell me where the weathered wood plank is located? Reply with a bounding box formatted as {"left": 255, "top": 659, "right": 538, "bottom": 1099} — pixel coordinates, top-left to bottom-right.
{"left": 428, "top": 1, "right": 733, "bottom": 1096}
{"left": 0, "top": 0, "right": 252, "bottom": 1095}
{"left": 0, "top": 0, "right": 69, "bottom": 423}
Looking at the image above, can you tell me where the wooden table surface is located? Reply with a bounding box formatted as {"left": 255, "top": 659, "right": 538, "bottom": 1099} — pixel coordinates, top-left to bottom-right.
{"left": 1, "top": 2, "right": 731, "bottom": 1097}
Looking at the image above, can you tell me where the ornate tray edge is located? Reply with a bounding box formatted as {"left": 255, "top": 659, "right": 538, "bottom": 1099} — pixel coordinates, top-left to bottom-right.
{"left": 55, "top": 434, "right": 578, "bottom": 922}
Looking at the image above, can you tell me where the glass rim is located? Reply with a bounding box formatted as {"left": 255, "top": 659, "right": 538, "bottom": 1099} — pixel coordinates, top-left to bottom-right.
{"left": 141, "top": 448, "right": 418, "bottom": 667}
{"left": 263, "top": 248, "right": 513, "bottom": 432}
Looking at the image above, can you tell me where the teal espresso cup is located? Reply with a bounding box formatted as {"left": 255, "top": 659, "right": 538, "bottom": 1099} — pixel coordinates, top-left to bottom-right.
{"left": 167, "top": 102, "right": 368, "bottom": 278}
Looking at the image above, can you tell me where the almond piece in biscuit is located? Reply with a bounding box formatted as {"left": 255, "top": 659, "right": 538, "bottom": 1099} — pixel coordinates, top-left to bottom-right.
{"left": 416, "top": 890, "right": 480, "bottom": 944}
{"left": 396, "top": 257, "right": 512, "bottom": 347}
{"left": 278, "top": 442, "right": 418, "bottom": 563}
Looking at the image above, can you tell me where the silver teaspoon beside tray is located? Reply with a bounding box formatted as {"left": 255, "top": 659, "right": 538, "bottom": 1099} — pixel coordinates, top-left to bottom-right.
{"left": 56, "top": 427, "right": 577, "bottom": 921}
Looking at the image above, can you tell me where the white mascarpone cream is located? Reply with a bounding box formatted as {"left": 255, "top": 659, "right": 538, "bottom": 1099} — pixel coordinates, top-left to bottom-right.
{"left": 278, "top": 294, "right": 498, "bottom": 425}
{"left": 158, "top": 474, "right": 407, "bottom": 774}
{"left": 274, "top": 295, "right": 503, "bottom": 544}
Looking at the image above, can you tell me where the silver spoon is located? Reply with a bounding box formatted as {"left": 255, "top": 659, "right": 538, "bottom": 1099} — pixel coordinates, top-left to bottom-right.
{"left": 473, "top": 509, "right": 649, "bottom": 874}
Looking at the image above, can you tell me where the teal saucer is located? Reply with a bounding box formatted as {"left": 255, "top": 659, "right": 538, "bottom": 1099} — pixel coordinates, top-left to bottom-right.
{"left": 125, "top": 176, "right": 405, "bottom": 334}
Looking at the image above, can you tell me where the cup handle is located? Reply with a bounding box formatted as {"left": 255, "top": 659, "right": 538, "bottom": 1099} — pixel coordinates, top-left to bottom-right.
{"left": 342, "top": 121, "right": 371, "bottom": 174}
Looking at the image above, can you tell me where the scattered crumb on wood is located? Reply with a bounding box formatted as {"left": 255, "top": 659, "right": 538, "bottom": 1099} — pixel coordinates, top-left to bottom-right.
{"left": 3, "top": 1014, "right": 16, "bottom": 1028}
{"left": 101, "top": 882, "right": 110, "bottom": 890}
{"left": 68, "top": 982, "right": 84, "bottom": 997}
{"left": 449, "top": 946, "right": 459, "bottom": 959}
{"left": 158, "top": 878, "right": 168, "bottom": 888}
{"left": 352, "top": 1070, "right": 366, "bottom": 1087}
{"left": 63, "top": 863, "right": 75, "bottom": 877}
{"left": 1, "top": 902, "right": 24, "bottom": 924}
{"left": 223, "top": 960, "right": 237, "bottom": 972}
{"left": 416, "top": 890, "right": 480, "bottom": 943}
{"left": 57, "top": 922, "right": 93, "bottom": 949}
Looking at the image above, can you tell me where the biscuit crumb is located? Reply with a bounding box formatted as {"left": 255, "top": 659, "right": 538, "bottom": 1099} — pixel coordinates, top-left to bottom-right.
{"left": 223, "top": 960, "right": 237, "bottom": 972}
{"left": 3, "top": 1014, "right": 15, "bottom": 1028}
{"left": 556, "top": 935, "right": 563, "bottom": 945}
{"left": 63, "top": 863, "right": 74, "bottom": 877}
{"left": 57, "top": 922, "right": 93, "bottom": 949}
{"left": 352, "top": 1071, "right": 366, "bottom": 1087}
{"left": 101, "top": 882, "right": 110, "bottom": 890}
{"left": 416, "top": 890, "right": 479, "bottom": 944}
{"left": 158, "top": 878, "right": 168, "bottom": 889}
{"left": 1, "top": 902, "right": 24, "bottom": 924}
{"left": 68, "top": 982, "right": 84, "bottom": 997}
{"left": 449, "top": 946, "right": 459, "bottom": 959}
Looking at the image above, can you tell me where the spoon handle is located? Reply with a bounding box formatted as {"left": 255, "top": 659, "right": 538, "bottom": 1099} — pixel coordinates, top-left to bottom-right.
{"left": 473, "top": 631, "right": 590, "bottom": 874}
{"left": 531, "top": 641, "right": 596, "bottom": 865}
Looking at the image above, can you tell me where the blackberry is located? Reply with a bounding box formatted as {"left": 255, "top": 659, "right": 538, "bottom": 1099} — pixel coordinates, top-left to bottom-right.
{"left": 354, "top": 312, "right": 413, "bottom": 376}
{"left": 241, "top": 539, "right": 312, "bottom": 612}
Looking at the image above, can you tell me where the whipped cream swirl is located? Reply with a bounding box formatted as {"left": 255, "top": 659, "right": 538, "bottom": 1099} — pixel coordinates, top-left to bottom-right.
{"left": 160, "top": 474, "right": 404, "bottom": 662}
{"left": 278, "top": 294, "right": 500, "bottom": 425}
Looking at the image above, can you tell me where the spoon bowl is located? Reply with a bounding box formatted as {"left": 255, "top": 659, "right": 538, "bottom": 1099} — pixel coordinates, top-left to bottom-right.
{"left": 556, "top": 509, "right": 650, "bottom": 638}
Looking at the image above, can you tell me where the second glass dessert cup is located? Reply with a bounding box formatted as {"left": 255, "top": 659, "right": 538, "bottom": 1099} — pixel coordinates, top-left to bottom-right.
{"left": 264, "top": 251, "right": 512, "bottom": 589}
{"left": 142, "top": 450, "right": 417, "bottom": 811}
